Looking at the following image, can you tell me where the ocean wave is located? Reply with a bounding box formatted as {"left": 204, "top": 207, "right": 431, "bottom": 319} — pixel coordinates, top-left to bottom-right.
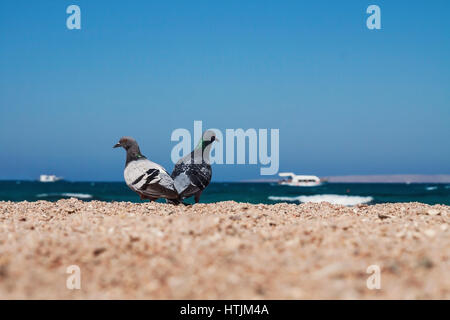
{"left": 36, "top": 193, "right": 93, "bottom": 199}
{"left": 426, "top": 186, "right": 437, "bottom": 191}
{"left": 268, "top": 194, "right": 373, "bottom": 206}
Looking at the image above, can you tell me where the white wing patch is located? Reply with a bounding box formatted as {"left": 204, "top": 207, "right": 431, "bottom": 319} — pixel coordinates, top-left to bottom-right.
{"left": 173, "top": 172, "right": 191, "bottom": 194}
{"left": 124, "top": 159, "right": 176, "bottom": 193}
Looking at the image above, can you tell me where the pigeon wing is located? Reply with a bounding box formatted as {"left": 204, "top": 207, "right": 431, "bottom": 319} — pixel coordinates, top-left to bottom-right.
{"left": 125, "top": 159, "right": 178, "bottom": 199}
{"left": 172, "top": 160, "right": 212, "bottom": 199}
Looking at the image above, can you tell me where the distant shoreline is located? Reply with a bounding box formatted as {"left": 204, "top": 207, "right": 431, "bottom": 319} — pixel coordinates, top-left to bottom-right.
{"left": 242, "top": 174, "right": 450, "bottom": 184}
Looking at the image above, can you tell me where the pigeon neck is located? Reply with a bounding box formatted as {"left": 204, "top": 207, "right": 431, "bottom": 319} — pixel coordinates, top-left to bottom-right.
{"left": 192, "top": 141, "right": 213, "bottom": 163}
{"left": 195, "top": 139, "right": 212, "bottom": 152}
{"left": 126, "top": 145, "right": 145, "bottom": 165}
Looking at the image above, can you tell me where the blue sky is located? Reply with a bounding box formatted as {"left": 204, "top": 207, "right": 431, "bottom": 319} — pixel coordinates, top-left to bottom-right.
{"left": 0, "top": 0, "right": 449, "bottom": 181}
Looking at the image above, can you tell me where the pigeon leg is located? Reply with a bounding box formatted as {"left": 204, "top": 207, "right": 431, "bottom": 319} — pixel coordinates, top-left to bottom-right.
{"left": 194, "top": 191, "right": 202, "bottom": 203}
{"left": 166, "top": 199, "right": 180, "bottom": 205}
{"left": 139, "top": 193, "right": 157, "bottom": 202}
{"left": 166, "top": 198, "right": 191, "bottom": 206}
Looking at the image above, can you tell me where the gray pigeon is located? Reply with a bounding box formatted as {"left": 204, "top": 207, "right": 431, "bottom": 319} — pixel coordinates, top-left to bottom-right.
{"left": 171, "top": 130, "right": 217, "bottom": 203}
{"left": 114, "top": 136, "right": 179, "bottom": 202}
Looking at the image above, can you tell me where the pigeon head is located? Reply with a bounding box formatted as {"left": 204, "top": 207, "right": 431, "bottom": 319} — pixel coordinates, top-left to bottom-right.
{"left": 203, "top": 130, "right": 218, "bottom": 143}
{"left": 114, "top": 136, "right": 146, "bottom": 165}
{"left": 196, "top": 130, "right": 219, "bottom": 150}
{"left": 113, "top": 136, "right": 138, "bottom": 150}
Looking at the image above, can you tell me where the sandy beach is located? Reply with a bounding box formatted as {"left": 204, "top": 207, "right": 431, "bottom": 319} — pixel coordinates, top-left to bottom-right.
{"left": 0, "top": 199, "right": 448, "bottom": 299}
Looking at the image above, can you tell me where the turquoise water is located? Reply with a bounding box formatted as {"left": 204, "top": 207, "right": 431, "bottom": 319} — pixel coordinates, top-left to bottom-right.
{"left": 0, "top": 181, "right": 449, "bottom": 205}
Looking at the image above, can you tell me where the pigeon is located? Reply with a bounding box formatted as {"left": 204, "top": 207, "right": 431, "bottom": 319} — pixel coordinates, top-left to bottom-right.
{"left": 113, "top": 136, "right": 179, "bottom": 202}
{"left": 171, "top": 130, "right": 217, "bottom": 203}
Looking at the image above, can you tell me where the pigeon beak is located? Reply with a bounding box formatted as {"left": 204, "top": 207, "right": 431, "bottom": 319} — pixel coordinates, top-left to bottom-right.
{"left": 113, "top": 143, "right": 121, "bottom": 149}
{"left": 215, "top": 138, "right": 220, "bottom": 143}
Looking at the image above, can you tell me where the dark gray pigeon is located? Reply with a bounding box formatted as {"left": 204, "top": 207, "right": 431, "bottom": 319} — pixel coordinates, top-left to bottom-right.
{"left": 171, "top": 130, "right": 217, "bottom": 203}
{"left": 114, "top": 136, "right": 179, "bottom": 202}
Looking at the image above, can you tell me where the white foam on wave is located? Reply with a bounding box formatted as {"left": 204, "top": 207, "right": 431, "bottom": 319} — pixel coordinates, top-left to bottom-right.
{"left": 36, "top": 193, "right": 49, "bottom": 198}
{"left": 426, "top": 186, "right": 437, "bottom": 191}
{"left": 36, "top": 193, "right": 93, "bottom": 199}
{"left": 268, "top": 194, "right": 373, "bottom": 206}
{"left": 62, "top": 193, "right": 93, "bottom": 199}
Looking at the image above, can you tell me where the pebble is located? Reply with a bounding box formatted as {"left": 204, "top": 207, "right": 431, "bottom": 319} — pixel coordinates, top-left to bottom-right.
{"left": 424, "top": 229, "right": 436, "bottom": 238}
{"left": 427, "top": 209, "right": 440, "bottom": 216}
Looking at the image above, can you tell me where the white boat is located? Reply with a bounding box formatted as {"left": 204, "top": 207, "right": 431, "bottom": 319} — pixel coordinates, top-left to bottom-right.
{"left": 278, "top": 172, "right": 323, "bottom": 187}
{"left": 39, "top": 175, "right": 63, "bottom": 183}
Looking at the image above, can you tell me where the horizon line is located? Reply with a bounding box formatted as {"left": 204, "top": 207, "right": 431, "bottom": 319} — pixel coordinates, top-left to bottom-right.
{"left": 1, "top": 173, "right": 450, "bottom": 184}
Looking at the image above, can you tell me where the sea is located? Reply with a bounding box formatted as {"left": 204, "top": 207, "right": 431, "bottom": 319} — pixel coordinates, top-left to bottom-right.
{"left": 0, "top": 181, "right": 449, "bottom": 206}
